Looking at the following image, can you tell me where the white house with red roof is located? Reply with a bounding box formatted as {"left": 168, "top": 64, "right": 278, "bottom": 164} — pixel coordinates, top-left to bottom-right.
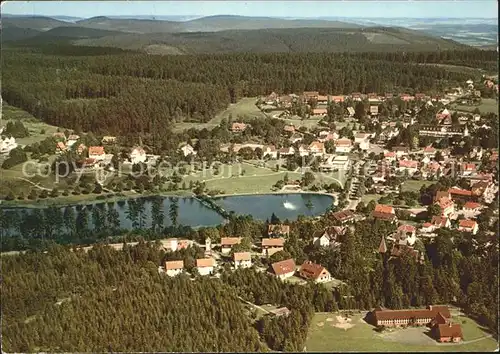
{"left": 88, "top": 146, "right": 106, "bottom": 161}
{"left": 354, "top": 133, "right": 371, "bottom": 151}
{"left": 384, "top": 151, "right": 397, "bottom": 162}
{"left": 263, "top": 145, "right": 278, "bottom": 159}
{"left": 398, "top": 160, "right": 419, "bottom": 175}
{"left": 461, "top": 163, "right": 476, "bottom": 176}
{"left": 309, "top": 141, "right": 326, "bottom": 156}
{"left": 334, "top": 138, "right": 353, "bottom": 153}
{"left": 458, "top": 219, "right": 479, "bottom": 235}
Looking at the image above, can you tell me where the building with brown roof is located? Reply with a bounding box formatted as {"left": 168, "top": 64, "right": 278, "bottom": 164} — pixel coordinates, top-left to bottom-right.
{"left": 312, "top": 226, "right": 346, "bottom": 248}
{"left": 434, "top": 323, "right": 464, "bottom": 343}
{"left": 435, "top": 196, "right": 455, "bottom": 217}
{"left": 298, "top": 261, "right": 331, "bottom": 283}
{"left": 372, "top": 204, "right": 397, "bottom": 223}
{"left": 261, "top": 238, "right": 285, "bottom": 257}
{"left": 220, "top": 237, "right": 242, "bottom": 254}
{"left": 270, "top": 258, "right": 296, "bottom": 280}
{"left": 164, "top": 260, "right": 184, "bottom": 277}
{"left": 233, "top": 252, "right": 252, "bottom": 269}
{"left": 231, "top": 122, "right": 249, "bottom": 133}
{"left": 458, "top": 219, "right": 479, "bottom": 235}
{"left": 369, "top": 305, "right": 451, "bottom": 328}
{"left": 267, "top": 224, "right": 290, "bottom": 237}
{"left": 196, "top": 258, "right": 215, "bottom": 276}
{"left": 331, "top": 210, "right": 356, "bottom": 224}
{"left": 88, "top": 146, "right": 105, "bottom": 161}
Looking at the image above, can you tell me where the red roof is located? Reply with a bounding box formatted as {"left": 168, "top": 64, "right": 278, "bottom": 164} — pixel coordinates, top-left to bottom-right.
{"left": 299, "top": 261, "right": 329, "bottom": 280}
{"left": 271, "top": 259, "right": 296, "bottom": 276}
{"left": 262, "top": 238, "right": 285, "bottom": 247}
{"left": 437, "top": 197, "right": 454, "bottom": 210}
{"left": 398, "top": 224, "right": 416, "bottom": 233}
{"left": 449, "top": 188, "right": 473, "bottom": 197}
{"left": 462, "top": 163, "right": 476, "bottom": 171}
{"left": 437, "top": 323, "right": 463, "bottom": 339}
{"left": 384, "top": 151, "right": 396, "bottom": 158}
{"left": 373, "top": 305, "right": 451, "bottom": 322}
{"left": 459, "top": 219, "right": 477, "bottom": 229}
{"left": 375, "top": 204, "right": 395, "bottom": 214}
{"left": 88, "top": 146, "right": 105, "bottom": 156}
{"left": 331, "top": 209, "right": 355, "bottom": 222}
{"left": 268, "top": 224, "right": 290, "bottom": 235}
{"left": 196, "top": 258, "right": 214, "bottom": 268}
{"left": 463, "top": 202, "right": 481, "bottom": 210}
{"left": 221, "top": 237, "right": 241, "bottom": 247}
{"left": 165, "top": 260, "right": 184, "bottom": 270}
{"left": 399, "top": 160, "right": 418, "bottom": 168}
{"left": 431, "top": 216, "right": 449, "bottom": 227}
{"left": 234, "top": 252, "right": 251, "bottom": 261}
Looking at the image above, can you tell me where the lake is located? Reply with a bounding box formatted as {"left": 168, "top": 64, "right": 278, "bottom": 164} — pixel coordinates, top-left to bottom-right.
{"left": 1, "top": 193, "right": 334, "bottom": 235}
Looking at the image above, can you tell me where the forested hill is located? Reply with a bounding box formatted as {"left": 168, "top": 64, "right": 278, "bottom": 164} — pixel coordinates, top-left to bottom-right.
{"left": 2, "top": 48, "right": 496, "bottom": 136}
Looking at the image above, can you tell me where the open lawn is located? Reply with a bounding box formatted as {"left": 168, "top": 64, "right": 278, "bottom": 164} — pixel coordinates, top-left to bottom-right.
{"left": 361, "top": 194, "right": 381, "bottom": 204}
{"left": 173, "top": 98, "right": 267, "bottom": 132}
{"left": 452, "top": 98, "right": 499, "bottom": 115}
{"left": 1, "top": 105, "right": 61, "bottom": 146}
{"left": 401, "top": 180, "right": 430, "bottom": 193}
{"left": 305, "top": 313, "right": 498, "bottom": 352}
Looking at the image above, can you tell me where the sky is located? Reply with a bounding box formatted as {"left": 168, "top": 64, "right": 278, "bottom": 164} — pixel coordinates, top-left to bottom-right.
{"left": 2, "top": 0, "right": 498, "bottom": 19}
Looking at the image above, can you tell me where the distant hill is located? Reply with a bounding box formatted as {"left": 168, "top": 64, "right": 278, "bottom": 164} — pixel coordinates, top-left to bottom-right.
{"left": 73, "top": 27, "right": 469, "bottom": 54}
{"left": 36, "top": 26, "right": 126, "bottom": 39}
{"left": 75, "top": 16, "right": 183, "bottom": 33}
{"left": 1, "top": 16, "right": 73, "bottom": 31}
{"left": 1, "top": 25, "right": 41, "bottom": 41}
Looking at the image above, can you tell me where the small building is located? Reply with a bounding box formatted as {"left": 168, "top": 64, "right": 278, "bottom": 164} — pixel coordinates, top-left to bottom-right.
{"left": 298, "top": 260, "right": 331, "bottom": 283}
{"left": 279, "top": 146, "right": 295, "bottom": 157}
{"left": 262, "top": 238, "right": 285, "bottom": 257}
{"left": 180, "top": 144, "right": 196, "bottom": 157}
{"left": 88, "top": 146, "right": 106, "bottom": 161}
{"left": 434, "top": 323, "right": 464, "bottom": 343}
{"left": 164, "top": 260, "right": 184, "bottom": 277}
{"left": 309, "top": 141, "right": 326, "bottom": 156}
{"left": 398, "top": 160, "right": 419, "bottom": 175}
{"left": 163, "top": 239, "right": 191, "bottom": 252}
{"left": 0, "top": 136, "right": 18, "bottom": 154}
{"left": 196, "top": 258, "right": 215, "bottom": 276}
{"left": 458, "top": 219, "right": 479, "bottom": 235}
{"left": 262, "top": 145, "right": 278, "bottom": 159}
{"left": 397, "top": 224, "right": 417, "bottom": 245}
{"left": 462, "top": 201, "right": 482, "bottom": 213}
{"left": 331, "top": 209, "right": 356, "bottom": 224}
{"left": 289, "top": 132, "right": 304, "bottom": 144}
{"left": 233, "top": 252, "right": 252, "bottom": 269}
{"left": 430, "top": 216, "right": 451, "bottom": 229}
{"left": 102, "top": 136, "right": 117, "bottom": 144}
{"left": 354, "top": 133, "right": 371, "bottom": 150}
{"left": 56, "top": 141, "right": 67, "bottom": 154}
{"left": 231, "top": 122, "right": 249, "bottom": 133}
{"left": 267, "top": 224, "right": 290, "bottom": 237}
{"left": 372, "top": 204, "right": 397, "bottom": 223}
{"left": 311, "top": 108, "right": 328, "bottom": 117}
{"left": 220, "top": 237, "right": 242, "bottom": 254}
{"left": 312, "top": 227, "right": 345, "bottom": 248}
{"left": 67, "top": 134, "right": 80, "bottom": 147}
{"left": 270, "top": 258, "right": 296, "bottom": 280}
{"left": 334, "top": 138, "right": 353, "bottom": 153}
{"left": 130, "top": 146, "right": 147, "bottom": 164}
{"left": 435, "top": 196, "right": 455, "bottom": 217}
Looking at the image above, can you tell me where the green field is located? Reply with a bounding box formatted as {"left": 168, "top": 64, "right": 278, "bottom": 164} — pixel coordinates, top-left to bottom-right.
{"left": 173, "top": 98, "right": 267, "bottom": 131}
{"left": 305, "top": 313, "right": 498, "bottom": 352}
{"left": 452, "top": 98, "right": 499, "bottom": 115}
{"left": 1, "top": 104, "right": 61, "bottom": 146}
{"left": 401, "top": 180, "right": 430, "bottom": 193}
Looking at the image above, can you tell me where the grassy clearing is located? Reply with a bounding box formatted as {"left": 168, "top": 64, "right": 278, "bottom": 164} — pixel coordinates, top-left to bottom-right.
{"left": 401, "top": 180, "right": 430, "bottom": 193}
{"left": 361, "top": 194, "right": 381, "bottom": 204}
{"left": 452, "top": 98, "right": 499, "bottom": 115}
{"left": 173, "top": 98, "right": 267, "bottom": 132}
{"left": 305, "top": 313, "right": 498, "bottom": 352}
{"left": 1, "top": 104, "right": 60, "bottom": 146}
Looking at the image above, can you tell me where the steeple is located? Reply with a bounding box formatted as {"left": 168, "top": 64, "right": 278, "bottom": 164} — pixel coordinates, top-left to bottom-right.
{"left": 378, "top": 236, "right": 387, "bottom": 254}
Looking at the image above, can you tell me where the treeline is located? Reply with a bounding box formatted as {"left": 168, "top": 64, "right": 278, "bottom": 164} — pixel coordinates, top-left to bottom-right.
{"left": 2, "top": 48, "right": 495, "bottom": 135}
{"left": 1, "top": 243, "right": 265, "bottom": 352}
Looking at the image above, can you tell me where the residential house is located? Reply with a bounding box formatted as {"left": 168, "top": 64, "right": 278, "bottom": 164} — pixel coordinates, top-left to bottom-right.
{"left": 421, "top": 222, "right": 436, "bottom": 234}
{"left": 384, "top": 151, "right": 397, "bottom": 162}
{"left": 130, "top": 147, "right": 147, "bottom": 164}
{"left": 262, "top": 238, "right": 285, "bottom": 257}
{"left": 309, "top": 141, "right": 326, "bottom": 156}
{"left": 270, "top": 258, "right": 296, "bottom": 280}
{"left": 231, "top": 122, "right": 249, "bottom": 133}
{"left": 351, "top": 92, "right": 362, "bottom": 101}
{"left": 331, "top": 209, "right": 356, "bottom": 224}
{"left": 289, "top": 132, "right": 304, "bottom": 144}
{"left": 436, "top": 108, "right": 452, "bottom": 124}
{"left": 390, "top": 243, "right": 421, "bottom": 263}
{"left": 88, "top": 146, "right": 106, "bottom": 161}
{"left": 163, "top": 239, "right": 191, "bottom": 252}
{"left": 318, "top": 130, "right": 338, "bottom": 142}
{"left": 279, "top": 146, "right": 295, "bottom": 157}
{"left": 298, "top": 145, "right": 309, "bottom": 157}
{"left": 67, "top": 134, "right": 80, "bottom": 147}
{"left": 396, "top": 224, "right": 417, "bottom": 246}
{"left": 312, "top": 227, "right": 345, "bottom": 248}
{"left": 102, "top": 136, "right": 117, "bottom": 144}
{"left": 435, "top": 196, "right": 455, "bottom": 217}
{"left": 330, "top": 95, "right": 345, "bottom": 103}
{"left": 311, "top": 108, "right": 328, "bottom": 117}
{"left": 180, "top": 144, "right": 196, "bottom": 157}
{"left": 458, "top": 219, "right": 479, "bottom": 235}
{"left": 196, "top": 258, "right": 215, "bottom": 276}
{"left": 298, "top": 261, "right": 331, "bottom": 283}
{"left": 77, "top": 158, "right": 97, "bottom": 171}
{"left": 418, "top": 125, "right": 469, "bottom": 138}
{"left": 431, "top": 216, "right": 451, "bottom": 229}
{"left": 268, "top": 224, "right": 290, "bottom": 237}
{"left": 392, "top": 146, "right": 410, "bottom": 158}
{"left": 56, "top": 141, "right": 67, "bottom": 154}
{"left": 284, "top": 124, "right": 296, "bottom": 133}
{"left": 317, "top": 95, "right": 329, "bottom": 104}
{"left": 423, "top": 146, "right": 436, "bottom": 157}
{"left": 448, "top": 187, "right": 476, "bottom": 202}
{"left": 400, "top": 93, "right": 415, "bottom": 102}
{"left": 279, "top": 95, "right": 294, "bottom": 108}
{"left": 372, "top": 204, "right": 397, "bottom": 223}
{"left": 0, "top": 136, "right": 17, "bottom": 154}
{"left": 398, "top": 160, "right": 419, "bottom": 175}
{"left": 346, "top": 106, "right": 355, "bottom": 117}
{"left": 335, "top": 138, "right": 353, "bottom": 153}
{"left": 164, "top": 260, "right": 184, "bottom": 277}
{"left": 461, "top": 163, "right": 476, "bottom": 176}
{"left": 354, "top": 133, "right": 371, "bottom": 150}
{"left": 264, "top": 92, "right": 278, "bottom": 105}
{"left": 302, "top": 91, "right": 319, "bottom": 101}
{"left": 263, "top": 145, "right": 278, "bottom": 159}
{"left": 220, "top": 237, "right": 242, "bottom": 254}
{"left": 76, "top": 144, "right": 87, "bottom": 155}
{"left": 233, "top": 252, "right": 252, "bottom": 269}
{"left": 462, "top": 201, "right": 482, "bottom": 213}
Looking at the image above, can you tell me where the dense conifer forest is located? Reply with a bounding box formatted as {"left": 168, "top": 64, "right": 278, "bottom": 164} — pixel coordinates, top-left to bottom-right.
{"left": 2, "top": 47, "right": 496, "bottom": 135}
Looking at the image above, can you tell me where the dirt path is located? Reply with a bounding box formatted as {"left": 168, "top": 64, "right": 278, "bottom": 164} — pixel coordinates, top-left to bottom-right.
{"left": 238, "top": 297, "right": 271, "bottom": 314}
